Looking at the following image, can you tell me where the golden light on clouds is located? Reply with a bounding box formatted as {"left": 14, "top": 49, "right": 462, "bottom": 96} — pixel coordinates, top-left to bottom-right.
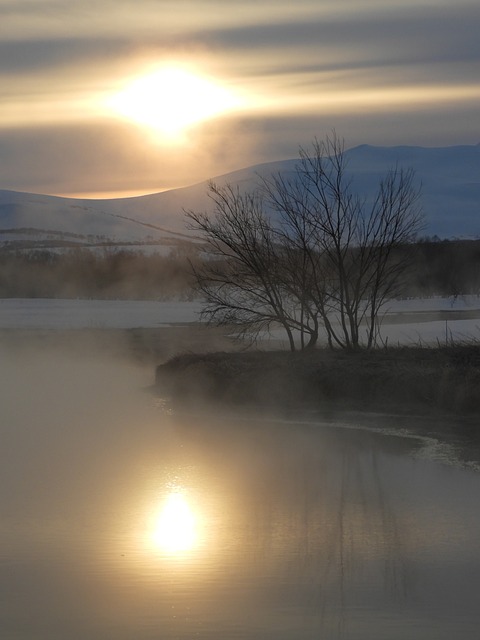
{"left": 2, "top": 79, "right": 476, "bottom": 134}
{"left": 106, "top": 66, "right": 246, "bottom": 142}
{"left": 1, "top": 0, "right": 479, "bottom": 197}
{"left": 253, "top": 80, "right": 480, "bottom": 116}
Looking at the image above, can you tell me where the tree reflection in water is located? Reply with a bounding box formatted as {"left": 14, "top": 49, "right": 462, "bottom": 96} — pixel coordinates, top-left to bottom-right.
{"left": 168, "top": 416, "right": 420, "bottom": 638}
{"left": 2, "top": 348, "right": 479, "bottom": 640}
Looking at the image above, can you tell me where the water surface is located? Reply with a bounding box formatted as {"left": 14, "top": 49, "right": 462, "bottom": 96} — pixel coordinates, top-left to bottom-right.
{"left": 1, "top": 346, "right": 479, "bottom": 639}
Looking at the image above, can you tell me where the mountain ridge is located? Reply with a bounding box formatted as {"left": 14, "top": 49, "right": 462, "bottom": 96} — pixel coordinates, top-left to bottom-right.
{"left": 1, "top": 143, "right": 478, "bottom": 250}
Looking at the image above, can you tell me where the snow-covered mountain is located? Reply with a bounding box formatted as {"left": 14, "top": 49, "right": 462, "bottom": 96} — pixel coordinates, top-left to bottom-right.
{"left": 1, "top": 144, "right": 478, "bottom": 251}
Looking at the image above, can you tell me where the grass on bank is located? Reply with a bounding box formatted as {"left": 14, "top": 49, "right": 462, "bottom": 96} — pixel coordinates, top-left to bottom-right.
{"left": 155, "top": 343, "right": 480, "bottom": 418}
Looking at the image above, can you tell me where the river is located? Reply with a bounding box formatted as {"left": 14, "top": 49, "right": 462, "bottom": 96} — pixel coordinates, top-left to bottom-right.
{"left": 1, "top": 344, "right": 479, "bottom": 639}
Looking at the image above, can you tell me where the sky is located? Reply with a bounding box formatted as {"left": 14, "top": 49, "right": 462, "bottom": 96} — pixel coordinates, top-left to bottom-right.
{"left": 0, "top": 0, "right": 479, "bottom": 198}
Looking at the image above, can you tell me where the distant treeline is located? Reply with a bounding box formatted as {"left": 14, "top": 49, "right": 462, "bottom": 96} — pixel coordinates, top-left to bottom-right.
{"left": 410, "top": 237, "right": 480, "bottom": 297}
{"left": 0, "top": 246, "right": 201, "bottom": 300}
{"left": 0, "top": 238, "right": 479, "bottom": 300}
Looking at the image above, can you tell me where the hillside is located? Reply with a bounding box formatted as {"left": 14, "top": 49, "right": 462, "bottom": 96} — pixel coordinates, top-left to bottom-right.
{"left": 1, "top": 144, "right": 479, "bottom": 252}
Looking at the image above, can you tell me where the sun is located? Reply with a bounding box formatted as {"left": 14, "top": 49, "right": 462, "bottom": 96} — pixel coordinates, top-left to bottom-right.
{"left": 108, "top": 66, "right": 241, "bottom": 141}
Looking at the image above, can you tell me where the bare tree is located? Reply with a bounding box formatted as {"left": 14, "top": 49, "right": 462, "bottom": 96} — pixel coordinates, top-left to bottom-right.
{"left": 263, "top": 133, "right": 423, "bottom": 349}
{"left": 185, "top": 183, "right": 318, "bottom": 350}
{"left": 187, "top": 134, "right": 423, "bottom": 350}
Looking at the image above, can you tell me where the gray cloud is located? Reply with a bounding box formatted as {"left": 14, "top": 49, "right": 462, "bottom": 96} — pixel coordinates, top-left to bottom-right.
{"left": 197, "top": 5, "right": 480, "bottom": 69}
{"left": 1, "top": 95, "right": 477, "bottom": 197}
{"left": 0, "top": 0, "right": 479, "bottom": 196}
{"left": 0, "top": 123, "right": 166, "bottom": 194}
{"left": 3, "top": 3, "right": 479, "bottom": 75}
{"left": 0, "top": 38, "right": 136, "bottom": 75}
{"left": 0, "top": 0, "right": 67, "bottom": 16}
{"left": 0, "top": 116, "right": 264, "bottom": 195}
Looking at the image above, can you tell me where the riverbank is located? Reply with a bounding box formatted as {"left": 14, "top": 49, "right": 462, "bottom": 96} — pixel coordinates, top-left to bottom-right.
{"left": 155, "top": 345, "right": 480, "bottom": 424}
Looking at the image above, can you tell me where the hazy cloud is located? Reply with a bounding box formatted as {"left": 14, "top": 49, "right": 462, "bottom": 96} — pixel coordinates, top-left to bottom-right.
{"left": 0, "top": 117, "right": 263, "bottom": 195}
{"left": 198, "top": 5, "right": 480, "bottom": 70}
{"left": 0, "top": 38, "right": 136, "bottom": 75}
{"left": 0, "top": 0, "right": 479, "bottom": 196}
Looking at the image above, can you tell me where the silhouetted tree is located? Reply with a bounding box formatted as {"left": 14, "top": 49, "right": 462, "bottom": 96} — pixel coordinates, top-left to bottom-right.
{"left": 187, "top": 133, "right": 423, "bottom": 350}
{"left": 263, "top": 134, "right": 423, "bottom": 348}
{"left": 186, "top": 184, "right": 313, "bottom": 349}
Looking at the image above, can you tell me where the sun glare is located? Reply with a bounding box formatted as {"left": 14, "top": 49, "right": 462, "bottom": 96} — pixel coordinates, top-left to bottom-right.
{"left": 108, "top": 67, "right": 242, "bottom": 140}
{"left": 151, "top": 492, "right": 198, "bottom": 554}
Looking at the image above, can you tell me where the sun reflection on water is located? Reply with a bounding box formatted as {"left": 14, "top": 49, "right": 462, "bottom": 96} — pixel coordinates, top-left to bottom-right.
{"left": 150, "top": 492, "right": 198, "bottom": 555}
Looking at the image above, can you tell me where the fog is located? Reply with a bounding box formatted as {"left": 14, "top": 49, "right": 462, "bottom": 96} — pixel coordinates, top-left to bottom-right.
{"left": 0, "top": 342, "right": 155, "bottom": 518}
{"left": 1, "top": 331, "right": 480, "bottom": 639}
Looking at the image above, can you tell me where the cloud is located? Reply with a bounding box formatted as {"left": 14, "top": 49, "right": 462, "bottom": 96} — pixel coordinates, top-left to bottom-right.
{"left": 0, "top": 0, "right": 479, "bottom": 195}
{"left": 197, "top": 4, "right": 480, "bottom": 73}
{"left": 0, "top": 38, "right": 135, "bottom": 75}
{"left": 1, "top": 95, "right": 477, "bottom": 198}
{"left": 0, "top": 116, "right": 263, "bottom": 196}
{"left": 0, "top": 122, "right": 171, "bottom": 194}
{"left": 4, "top": 2, "right": 478, "bottom": 76}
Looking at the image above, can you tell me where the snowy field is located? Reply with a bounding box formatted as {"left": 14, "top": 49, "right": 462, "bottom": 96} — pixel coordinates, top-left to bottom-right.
{"left": 0, "top": 298, "right": 203, "bottom": 330}
{"left": 0, "top": 296, "right": 479, "bottom": 346}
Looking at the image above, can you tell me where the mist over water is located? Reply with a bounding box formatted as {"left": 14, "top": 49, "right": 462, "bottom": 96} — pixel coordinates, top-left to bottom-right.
{"left": 1, "top": 339, "right": 480, "bottom": 639}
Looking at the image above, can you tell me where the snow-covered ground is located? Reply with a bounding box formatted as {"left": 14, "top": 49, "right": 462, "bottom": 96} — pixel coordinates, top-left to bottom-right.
{"left": 371, "top": 318, "right": 479, "bottom": 347}
{"left": 382, "top": 296, "right": 480, "bottom": 313}
{"left": 0, "top": 298, "right": 203, "bottom": 330}
{"left": 0, "top": 296, "right": 479, "bottom": 346}
{"left": 375, "top": 295, "right": 480, "bottom": 346}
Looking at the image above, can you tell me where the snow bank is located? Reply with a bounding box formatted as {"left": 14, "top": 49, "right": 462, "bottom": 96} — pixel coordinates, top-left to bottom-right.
{"left": 0, "top": 297, "right": 478, "bottom": 345}
{"left": 0, "top": 298, "right": 203, "bottom": 330}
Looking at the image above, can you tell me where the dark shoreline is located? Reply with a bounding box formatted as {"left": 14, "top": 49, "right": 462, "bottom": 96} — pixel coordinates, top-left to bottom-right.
{"left": 155, "top": 345, "right": 480, "bottom": 435}
{"left": 1, "top": 326, "right": 478, "bottom": 445}
{"left": 1, "top": 326, "right": 478, "bottom": 463}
